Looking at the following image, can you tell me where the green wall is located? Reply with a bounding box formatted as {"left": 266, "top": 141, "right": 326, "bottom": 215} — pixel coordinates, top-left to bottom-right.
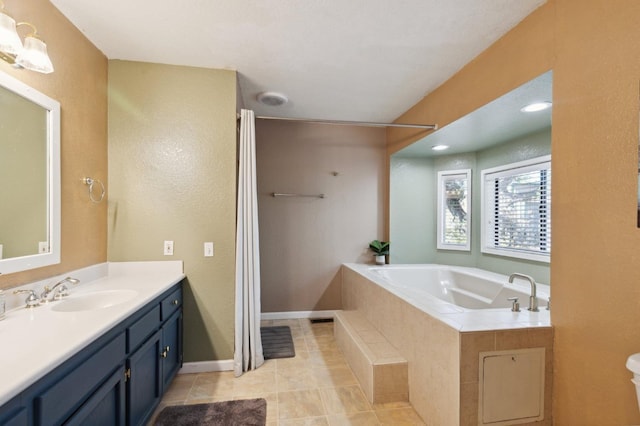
{"left": 107, "top": 61, "right": 237, "bottom": 361}
{"left": 389, "top": 157, "right": 436, "bottom": 263}
{"left": 390, "top": 128, "right": 551, "bottom": 284}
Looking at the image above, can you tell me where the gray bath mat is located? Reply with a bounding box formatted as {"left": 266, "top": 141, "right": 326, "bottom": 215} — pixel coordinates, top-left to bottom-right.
{"left": 154, "top": 398, "right": 266, "bottom": 426}
{"left": 261, "top": 326, "right": 295, "bottom": 359}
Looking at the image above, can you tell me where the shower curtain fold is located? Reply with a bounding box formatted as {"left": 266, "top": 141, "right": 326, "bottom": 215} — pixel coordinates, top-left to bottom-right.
{"left": 234, "top": 109, "right": 264, "bottom": 377}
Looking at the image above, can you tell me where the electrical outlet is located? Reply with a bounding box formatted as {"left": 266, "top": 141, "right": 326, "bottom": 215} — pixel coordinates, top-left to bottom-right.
{"left": 204, "top": 242, "right": 214, "bottom": 257}
{"left": 164, "top": 240, "right": 174, "bottom": 256}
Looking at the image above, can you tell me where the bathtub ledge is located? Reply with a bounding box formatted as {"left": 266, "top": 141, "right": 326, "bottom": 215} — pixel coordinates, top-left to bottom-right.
{"left": 343, "top": 263, "right": 551, "bottom": 332}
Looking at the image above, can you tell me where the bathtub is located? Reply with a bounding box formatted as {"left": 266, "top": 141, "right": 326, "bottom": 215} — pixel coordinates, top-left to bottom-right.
{"left": 345, "top": 263, "right": 550, "bottom": 331}
{"left": 340, "top": 263, "right": 553, "bottom": 424}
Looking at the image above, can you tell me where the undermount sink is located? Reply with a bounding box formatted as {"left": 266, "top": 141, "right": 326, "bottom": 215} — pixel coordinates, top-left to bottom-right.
{"left": 51, "top": 290, "right": 139, "bottom": 312}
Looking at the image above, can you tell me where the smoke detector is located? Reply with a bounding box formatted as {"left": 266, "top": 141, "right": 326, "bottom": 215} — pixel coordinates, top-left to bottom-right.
{"left": 257, "top": 92, "right": 288, "bottom": 107}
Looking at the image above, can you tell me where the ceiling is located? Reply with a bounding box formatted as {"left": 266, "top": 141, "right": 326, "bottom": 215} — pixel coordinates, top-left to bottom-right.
{"left": 395, "top": 70, "right": 552, "bottom": 157}
{"left": 50, "top": 0, "right": 546, "bottom": 123}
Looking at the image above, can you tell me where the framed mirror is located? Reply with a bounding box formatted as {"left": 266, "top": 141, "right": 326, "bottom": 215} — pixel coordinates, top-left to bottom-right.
{"left": 0, "top": 71, "right": 60, "bottom": 275}
{"left": 437, "top": 169, "right": 471, "bottom": 251}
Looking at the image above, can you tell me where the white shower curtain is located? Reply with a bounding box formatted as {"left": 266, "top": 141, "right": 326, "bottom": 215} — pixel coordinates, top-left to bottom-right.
{"left": 234, "top": 109, "right": 264, "bottom": 377}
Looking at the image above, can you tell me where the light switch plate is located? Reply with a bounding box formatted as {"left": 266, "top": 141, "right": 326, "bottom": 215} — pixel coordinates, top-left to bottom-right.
{"left": 164, "top": 240, "right": 174, "bottom": 256}
{"left": 204, "top": 242, "right": 214, "bottom": 257}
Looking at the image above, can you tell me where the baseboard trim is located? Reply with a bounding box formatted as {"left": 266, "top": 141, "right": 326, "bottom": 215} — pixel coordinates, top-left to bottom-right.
{"left": 179, "top": 359, "right": 234, "bottom": 374}
{"left": 261, "top": 310, "right": 338, "bottom": 320}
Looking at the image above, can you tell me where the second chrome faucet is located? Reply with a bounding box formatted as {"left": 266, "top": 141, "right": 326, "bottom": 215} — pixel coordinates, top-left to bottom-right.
{"left": 508, "top": 273, "right": 538, "bottom": 312}
{"left": 40, "top": 276, "right": 80, "bottom": 303}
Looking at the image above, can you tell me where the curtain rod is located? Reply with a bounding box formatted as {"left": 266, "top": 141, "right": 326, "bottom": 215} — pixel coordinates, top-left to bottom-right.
{"left": 238, "top": 114, "right": 437, "bottom": 130}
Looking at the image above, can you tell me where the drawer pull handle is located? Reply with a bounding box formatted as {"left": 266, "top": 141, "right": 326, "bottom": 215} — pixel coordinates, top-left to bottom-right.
{"left": 172, "top": 299, "right": 179, "bottom": 305}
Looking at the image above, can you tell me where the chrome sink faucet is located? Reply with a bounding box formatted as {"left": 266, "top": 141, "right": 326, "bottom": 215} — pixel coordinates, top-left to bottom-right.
{"left": 13, "top": 289, "right": 41, "bottom": 308}
{"left": 508, "top": 273, "right": 538, "bottom": 312}
{"left": 41, "top": 277, "right": 80, "bottom": 302}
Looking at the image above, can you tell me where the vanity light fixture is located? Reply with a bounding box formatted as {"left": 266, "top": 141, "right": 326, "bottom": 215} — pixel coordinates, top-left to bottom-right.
{"left": 520, "top": 101, "right": 552, "bottom": 113}
{"left": 432, "top": 144, "right": 449, "bottom": 151}
{"left": 0, "top": 1, "right": 53, "bottom": 74}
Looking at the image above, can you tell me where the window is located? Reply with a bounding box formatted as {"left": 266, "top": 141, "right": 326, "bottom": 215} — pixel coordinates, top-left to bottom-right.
{"left": 437, "top": 169, "right": 471, "bottom": 251}
{"left": 481, "top": 156, "right": 551, "bottom": 262}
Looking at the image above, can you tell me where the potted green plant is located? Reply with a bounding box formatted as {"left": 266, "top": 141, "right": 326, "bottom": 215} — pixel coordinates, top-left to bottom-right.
{"left": 369, "top": 240, "right": 389, "bottom": 265}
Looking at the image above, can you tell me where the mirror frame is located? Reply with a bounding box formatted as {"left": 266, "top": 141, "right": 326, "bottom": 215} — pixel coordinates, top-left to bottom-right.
{"left": 0, "top": 71, "right": 60, "bottom": 275}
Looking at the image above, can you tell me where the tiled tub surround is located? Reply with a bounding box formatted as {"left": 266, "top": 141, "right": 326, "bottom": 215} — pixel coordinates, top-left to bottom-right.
{"left": 341, "top": 264, "right": 553, "bottom": 426}
{"left": 334, "top": 310, "right": 409, "bottom": 404}
{"left": 0, "top": 261, "right": 185, "bottom": 406}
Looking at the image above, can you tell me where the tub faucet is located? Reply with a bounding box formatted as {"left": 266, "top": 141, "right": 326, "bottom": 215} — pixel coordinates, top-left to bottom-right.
{"left": 508, "top": 273, "right": 538, "bottom": 312}
{"left": 41, "top": 276, "right": 80, "bottom": 302}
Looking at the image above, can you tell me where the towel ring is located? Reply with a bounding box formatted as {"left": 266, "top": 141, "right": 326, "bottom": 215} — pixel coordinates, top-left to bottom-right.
{"left": 83, "top": 177, "right": 105, "bottom": 203}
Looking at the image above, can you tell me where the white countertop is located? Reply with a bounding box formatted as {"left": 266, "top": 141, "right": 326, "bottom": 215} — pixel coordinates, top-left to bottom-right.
{"left": 0, "top": 261, "right": 185, "bottom": 406}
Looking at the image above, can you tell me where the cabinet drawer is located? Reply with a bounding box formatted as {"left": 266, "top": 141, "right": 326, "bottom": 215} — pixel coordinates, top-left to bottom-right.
{"left": 127, "top": 305, "right": 161, "bottom": 352}
{"left": 161, "top": 287, "right": 182, "bottom": 321}
{"left": 34, "top": 333, "right": 126, "bottom": 425}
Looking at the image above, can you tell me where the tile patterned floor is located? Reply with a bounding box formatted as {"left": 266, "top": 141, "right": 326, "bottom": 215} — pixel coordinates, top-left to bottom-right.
{"left": 149, "top": 318, "right": 425, "bottom": 425}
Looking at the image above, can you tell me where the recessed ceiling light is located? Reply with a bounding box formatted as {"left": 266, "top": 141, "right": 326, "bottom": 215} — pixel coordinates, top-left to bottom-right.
{"left": 432, "top": 145, "right": 449, "bottom": 151}
{"left": 257, "top": 92, "right": 288, "bottom": 107}
{"left": 520, "top": 101, "right": 552, "bottom": 113}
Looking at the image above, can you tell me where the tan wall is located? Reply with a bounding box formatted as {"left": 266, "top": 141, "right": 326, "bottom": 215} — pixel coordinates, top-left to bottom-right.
{"left": 256, "top": 120, "right": 386, "bottom": 312}
{"left": 389, "top": 0, "right": 640, "bottom": 423}
{"left": 108, "top": 61, "right": 237, "bottom": 362}
{"left": 0, "top": 0, "right": 108, "bottom": 288}
{"left": 553, "top": 0, "right": 640, "bottom": 423}
{"left": 387, "top": 3, "right": 554, "bottom": 155}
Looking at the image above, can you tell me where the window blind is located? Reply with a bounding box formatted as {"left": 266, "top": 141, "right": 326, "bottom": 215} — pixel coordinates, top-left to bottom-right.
{"left": 485, "top": 160, "right": 551, "bottom": 259}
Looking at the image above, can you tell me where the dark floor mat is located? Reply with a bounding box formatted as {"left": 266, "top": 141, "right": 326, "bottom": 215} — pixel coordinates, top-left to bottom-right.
{"left": 154, "top": 398, "right": 266, "bottom": 426}
{"left": 260, "top": 326, "right": 295, "bottom": 359}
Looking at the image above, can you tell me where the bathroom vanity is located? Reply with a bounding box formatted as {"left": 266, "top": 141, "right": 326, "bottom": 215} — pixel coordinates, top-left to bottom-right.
{"left": 0, "top": 262, "right": 185, "bottom": 426}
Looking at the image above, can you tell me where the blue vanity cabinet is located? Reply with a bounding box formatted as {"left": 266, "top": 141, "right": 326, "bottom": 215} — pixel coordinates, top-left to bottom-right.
{"left": 161, "top": 310, "right": 183, "bottom": 390}
{"left": 63, "top": 368, "right": 126, "bottom": 426}
{"left": 126, "top": 330, "right": 162, "bottom": 425}
{"left": 158, "top": 286, "right": 184, "bottom": 395}
{"left": 126, "top": 286, "right": 183, "bottom": 426}
{"left": 34, "top": 332, "right": 126, "bottom": 425}
{"left": 0, "top": 396, "right": 27, "bottom": 425}
{"left": 0, "top": 280, "right": 184, "bottom": 426}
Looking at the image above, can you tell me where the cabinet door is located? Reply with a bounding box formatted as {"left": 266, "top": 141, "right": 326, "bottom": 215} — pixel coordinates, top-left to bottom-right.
{"left": 65, "top": 368, "right": 126, "bottom": 426}
{"left": 161, "top": 309, "right": 183, "bottom": 390}
{"left": 35, "top": 333, "right": 126, "bottom": 425}
{"left": 0, "top": 397, "right": 27, "bottom": 426}
{"left": 127, "top": 330, "right": 162, "bottom": 426}
{"left": 2, "top": 410, "right": 27, "bottom": 426}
